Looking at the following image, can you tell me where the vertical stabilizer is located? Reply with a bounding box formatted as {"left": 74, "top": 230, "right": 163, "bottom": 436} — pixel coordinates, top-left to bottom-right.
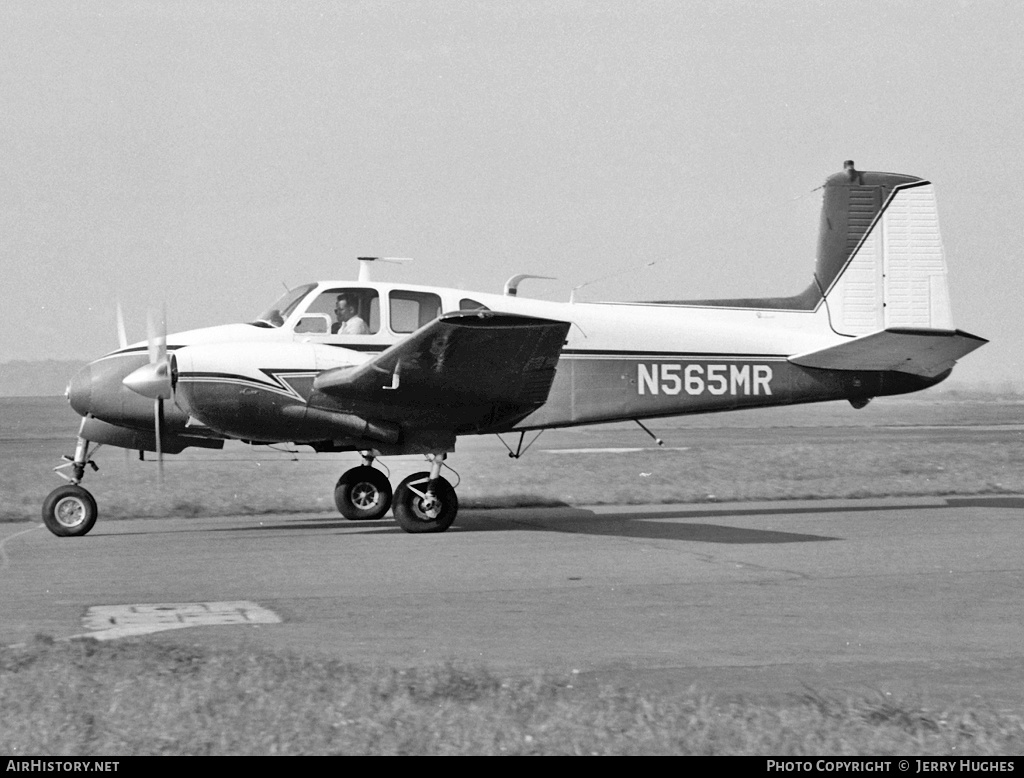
{"left": 818, "top": 162, "right": 953, "bottom": 336}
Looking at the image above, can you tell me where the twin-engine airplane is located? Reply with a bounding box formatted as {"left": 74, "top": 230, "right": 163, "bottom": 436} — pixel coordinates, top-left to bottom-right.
{"left": 46, "top": 162, "right": 986, "bottom": 537}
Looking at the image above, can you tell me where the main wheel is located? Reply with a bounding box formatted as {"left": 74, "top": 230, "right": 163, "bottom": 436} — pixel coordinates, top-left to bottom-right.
{"left": 392, "top": 472, "right": 458, "bottom": 534}
{"left": 334, "top": 466, "right": 393, "bottom": 521}
{"left": 42, "top": 485, "right": 98, "bottom": 537}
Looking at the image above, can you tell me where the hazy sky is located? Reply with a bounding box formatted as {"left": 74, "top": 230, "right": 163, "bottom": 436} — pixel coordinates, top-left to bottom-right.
{"left": 2, "top": 0, "right": 1021, "bottom": 387}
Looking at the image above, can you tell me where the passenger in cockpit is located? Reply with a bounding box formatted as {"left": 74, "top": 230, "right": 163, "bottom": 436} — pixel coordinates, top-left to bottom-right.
{"left": 332, "top": 294, "right": 369, "bottom": 335}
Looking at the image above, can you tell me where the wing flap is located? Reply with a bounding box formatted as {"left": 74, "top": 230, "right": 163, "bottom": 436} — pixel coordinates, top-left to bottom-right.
{"left": 314, "top": 311, "right": 570, "bottom": 408}
{"left": 789, "top": 328, "right": 987, "bottom": 377}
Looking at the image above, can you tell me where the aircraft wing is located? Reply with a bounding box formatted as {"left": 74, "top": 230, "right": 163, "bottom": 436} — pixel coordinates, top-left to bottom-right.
{"left": 788, "top": 328, "right": 988, "bottom": 378}
{"left": 313, "top": 311, "right": 571, "bottom": 415}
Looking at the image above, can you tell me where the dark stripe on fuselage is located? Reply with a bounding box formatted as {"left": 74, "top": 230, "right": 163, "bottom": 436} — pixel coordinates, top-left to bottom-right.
{"left": 561, "top": 349, "right": 786, "bottom": 359}
{"left": 98, "top": 344, "right": 186, "bottom": 359}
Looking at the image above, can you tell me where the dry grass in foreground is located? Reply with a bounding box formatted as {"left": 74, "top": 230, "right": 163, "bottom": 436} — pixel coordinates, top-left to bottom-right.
{"left": 2, "top": 637, "right": 1022, "bottom": 756}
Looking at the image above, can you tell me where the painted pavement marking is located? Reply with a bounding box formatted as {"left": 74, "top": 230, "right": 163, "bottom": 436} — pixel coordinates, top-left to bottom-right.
{"left": 0, "top": 524, "right": 42, "bottom": 574}
{"left": 75, "top": 600, "right": 282, "bottom": 641}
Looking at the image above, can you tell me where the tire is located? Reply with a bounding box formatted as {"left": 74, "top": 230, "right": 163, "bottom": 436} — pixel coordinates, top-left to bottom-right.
{"left": 42, "top": 485, "right": 98, "bottom": 537}
{"left": 392, "top": 472, "right": 458, "bottom": 534}
{"left": 334, "top": 466, "right": 393, "bottom": 521}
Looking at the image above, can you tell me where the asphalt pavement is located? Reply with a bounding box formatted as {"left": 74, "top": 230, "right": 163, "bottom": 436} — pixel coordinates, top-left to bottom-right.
{"left": 3, "top": 495, "right": 1023, "bottom": 708}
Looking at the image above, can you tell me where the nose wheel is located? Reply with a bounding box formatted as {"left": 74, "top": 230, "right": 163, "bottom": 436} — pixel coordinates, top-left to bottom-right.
{"left": 334, "top": 465, "right": 393, "bottom": 521}
{"left": 44, "top": 433, "right": 101, "bottom": 537}
{"left": 42, "top": 484, "right": 98, "bottom": 537}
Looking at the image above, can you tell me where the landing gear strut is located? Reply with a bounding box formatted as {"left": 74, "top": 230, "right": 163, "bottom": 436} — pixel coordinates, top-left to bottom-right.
{"left": 43, "top": 433, "right": 100, "bottom": 537}
{"left": 334, "top": 453, "right": 393, "bottom": 521}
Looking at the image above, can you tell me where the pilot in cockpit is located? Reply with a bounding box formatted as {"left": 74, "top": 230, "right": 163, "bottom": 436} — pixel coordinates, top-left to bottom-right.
{"left": 332, "top": 294, "right": 369, "bottom": 335}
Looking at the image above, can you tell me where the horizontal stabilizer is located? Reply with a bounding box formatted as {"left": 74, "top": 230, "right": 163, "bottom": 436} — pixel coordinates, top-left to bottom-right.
{"left": 788, "top": 328, "right": 987, "bottom": 378}
{"left": 314, "top": 311, "right": 571, "bottom": 408}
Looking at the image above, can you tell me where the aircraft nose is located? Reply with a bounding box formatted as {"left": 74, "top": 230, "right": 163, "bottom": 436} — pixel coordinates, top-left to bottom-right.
{"left": 67, "top": 363, "right": 93, "bottom": 416}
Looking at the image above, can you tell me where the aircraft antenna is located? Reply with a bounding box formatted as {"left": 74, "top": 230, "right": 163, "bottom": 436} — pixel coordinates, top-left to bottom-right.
{"left": 356, "top": 256, "right": 413, "bottom": 282}
{"left": 570, "top": 258, "right": 659, "bottom": 303}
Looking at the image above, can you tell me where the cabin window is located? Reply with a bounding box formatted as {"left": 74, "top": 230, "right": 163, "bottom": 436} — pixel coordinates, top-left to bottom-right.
{"left": 299, "top": 289, "right": 380, "bottom": 335}
{"left": 389, "top": 291, "right": 442, "bottom": 333}
{"left": 459, "top": 298, "right": 490, "bottom": 311}
{"left": 293, "top": 314, "right": 331, "bottom": 334}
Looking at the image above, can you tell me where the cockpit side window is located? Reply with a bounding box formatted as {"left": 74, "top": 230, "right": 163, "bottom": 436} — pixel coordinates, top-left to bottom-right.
{"left": 389, "top": 291, "right": 442, "bottom": 333}
{"left": 300, "top": 289, "right": 380, "bottom": 335}
{"left": 459, "top": 298, "right": 490, "bottom": 311}
{"left": 253, "top": 283, "right": 316, "bottom": 328}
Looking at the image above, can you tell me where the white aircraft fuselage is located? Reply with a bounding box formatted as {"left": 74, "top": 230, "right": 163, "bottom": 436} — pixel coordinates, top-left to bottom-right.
{"left": 68, "top": 282, "right": 946, "bottom": 451}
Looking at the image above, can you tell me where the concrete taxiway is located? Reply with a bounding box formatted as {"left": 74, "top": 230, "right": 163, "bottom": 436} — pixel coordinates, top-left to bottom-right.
{"left": 2, "top": 495, "right": 1023, "bottom": 707}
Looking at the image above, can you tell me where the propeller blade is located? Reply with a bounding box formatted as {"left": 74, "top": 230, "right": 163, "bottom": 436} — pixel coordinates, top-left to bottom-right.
{"left": 146, "top": 310, "right": 158, "bottom": 364}
{"left": 154, "top": 398, "right": 164, "bottom": 485}
{"left": 146, "top": 307, "right": 167, "bottom": 365}
{"left": 116, "top": 301, "right": 128, "bottom": 350}
{"left": 141, "top": 304, "right": 171, "bottom": 485}
{"left": 128, "top": 305, "right": 174, "bottom": 400}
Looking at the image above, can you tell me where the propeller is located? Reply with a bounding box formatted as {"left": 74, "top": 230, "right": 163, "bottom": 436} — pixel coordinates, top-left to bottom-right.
{"left": 122, "top": 306, "right": 173, "bottom": 483}
{"left": 116, "top": 301, "right": 128, "bottom": 350}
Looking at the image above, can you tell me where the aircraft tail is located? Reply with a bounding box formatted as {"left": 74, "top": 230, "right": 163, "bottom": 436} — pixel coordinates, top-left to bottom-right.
{"left": 651, "top": 161, "right": 960, "bottom": 324}
{"left": 788, "top": 162, "right": 987, "bottom": 378}
{"left": 648, "top": 161, "right": 986, "bottom": 374}
{"left": 815, "top": 161, "right": 954, "bottom": 336}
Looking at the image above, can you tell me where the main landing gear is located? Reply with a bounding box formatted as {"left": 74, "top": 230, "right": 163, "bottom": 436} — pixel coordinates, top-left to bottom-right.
{"left": 334, "top": 454, "right": 393, "bottom": 521}
{"left": 43, "top": 434, "right": 100, "bottom": 537}
{"left": 334, "top": 452, "right": 458, "bottom": 533}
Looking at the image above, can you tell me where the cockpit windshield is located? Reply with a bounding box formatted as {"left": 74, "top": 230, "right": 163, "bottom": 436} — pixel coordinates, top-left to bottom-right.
{"left": 252, "top": 283, "right": 316, "bottom": 328}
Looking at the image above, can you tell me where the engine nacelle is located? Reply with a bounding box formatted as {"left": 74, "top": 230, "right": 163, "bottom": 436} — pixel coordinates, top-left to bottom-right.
{"left": 173, "top": 341, "right": 375, "bottom": 443}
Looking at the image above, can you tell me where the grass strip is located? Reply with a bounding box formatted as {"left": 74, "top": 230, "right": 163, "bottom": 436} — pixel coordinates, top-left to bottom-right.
{"left": 2, "top": 637, "right": 1022, "bottom": 756}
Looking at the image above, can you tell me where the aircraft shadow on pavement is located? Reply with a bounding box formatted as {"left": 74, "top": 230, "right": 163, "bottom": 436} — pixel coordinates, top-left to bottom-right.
{"left": 129, "top": 494, "right": 1021, "bottom": 544}
{"left": 453, "top": 511, "right": 841, "bottom": 544}
{"left": 220, "top": 511, "right": 840, "bottom": 544}
{"left": 441, "top": 493, "right": 1023, "bottom": 543}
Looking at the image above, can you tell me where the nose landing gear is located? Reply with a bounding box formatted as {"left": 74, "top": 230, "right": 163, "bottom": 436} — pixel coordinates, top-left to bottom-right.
{"left": 43, "top": 434, "right": 101, "bottom": 537}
